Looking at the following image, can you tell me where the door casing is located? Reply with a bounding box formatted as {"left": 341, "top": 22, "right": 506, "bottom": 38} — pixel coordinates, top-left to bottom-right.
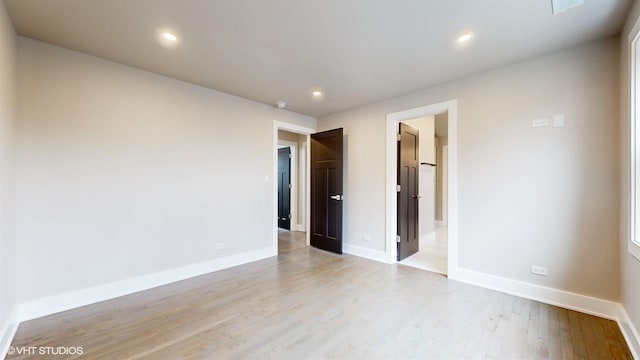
{"left": 385, "top": 100, "right": 459, "bottom": 279}
{"left": 272, "top": 121, "right": 315, "bottom": 254}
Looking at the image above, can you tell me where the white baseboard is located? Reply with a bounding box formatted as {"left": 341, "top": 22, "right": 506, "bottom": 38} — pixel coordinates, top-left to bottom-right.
{"left": 293, "top": 224, "right": 305, "bottom": 232}
{"left": 343, "top": 243, "right": 390, "bottom": 264}
{"left": 1, "top": 306, "right": 18, "bottom": 359}
{"left": 618, "top": 305, "right": 640, "bottom": 359}
{"left": 19, "top": 247, "right": 276, "bottom": 322}
{"left": 454, "top": 267, "right": 620, "bottom": 320}
{"left": 436, "top": 220, "right": 447, "bottom": 227}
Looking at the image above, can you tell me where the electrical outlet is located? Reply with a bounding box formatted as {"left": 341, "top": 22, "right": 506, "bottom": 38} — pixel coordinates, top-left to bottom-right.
{"left": 531, "top": 265, "right": 548, "bottom": 276}
{"left": 215, "top": 243, "right": 225, "bottom": 250}
{"left": 363, "top": 235, "right": 371, "bottom": 242}
{"left": 531, "top": 118, "right": 549, "bottom": 128}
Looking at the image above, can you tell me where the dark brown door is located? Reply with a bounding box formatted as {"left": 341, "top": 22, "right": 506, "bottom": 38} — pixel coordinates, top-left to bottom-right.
{"left": 311, "top": 128, "right": 343, "bottom": 254}
{"left": 398, "top": 123, "right": 419, "bottom": 261}
{"left": 277, "top": 147, "right": 291, "bottom": 230}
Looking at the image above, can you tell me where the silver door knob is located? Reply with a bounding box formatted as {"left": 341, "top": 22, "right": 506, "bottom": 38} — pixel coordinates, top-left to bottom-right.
{"left": 330, "top": 195, "right": 343, "bottom": 201}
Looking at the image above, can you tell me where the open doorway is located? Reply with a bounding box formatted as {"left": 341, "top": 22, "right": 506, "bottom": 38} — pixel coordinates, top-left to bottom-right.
{"left": 397, "top": 113, "right": 448, "bottom": 274}
{"left": 385, "top": 100, "right": 458, "bottom": 278}
{"left": 272, "top": 122, "right": 315, "bottom": 255}
{"left": 277, "top": 139, "right": 296, "bottom": 231}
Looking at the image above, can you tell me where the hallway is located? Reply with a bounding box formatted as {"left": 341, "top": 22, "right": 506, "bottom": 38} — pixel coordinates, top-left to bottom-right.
{"left": 400, "top": 226, "right": 448, "bottom": 275}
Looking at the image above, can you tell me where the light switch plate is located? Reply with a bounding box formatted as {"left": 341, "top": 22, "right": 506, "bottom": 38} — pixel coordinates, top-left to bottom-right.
{"left": 553, "top": 114, "right": 565, "bottom": 127}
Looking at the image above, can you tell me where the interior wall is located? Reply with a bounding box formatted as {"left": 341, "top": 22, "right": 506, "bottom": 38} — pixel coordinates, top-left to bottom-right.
{"left": 318, "top": 37, "right": 620, "bottom": 301}
{"left": 0, "top": 0, "right": 16, "bottom": 344}
{"left": 16, "top": 37, "right": 316, "bottom": 303}
{"left": 404, "top": 116, "right": 436, "bottom": 236}
{"left": 620, "top": 0, "right": 640, "bottom": 347}
{"left": 435, "top": 113, "right": 448, "bottom": 222}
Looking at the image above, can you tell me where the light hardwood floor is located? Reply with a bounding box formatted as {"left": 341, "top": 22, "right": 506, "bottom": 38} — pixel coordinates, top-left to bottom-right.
{"left": 7, "top": 231, "right": 632, "bottom": 359}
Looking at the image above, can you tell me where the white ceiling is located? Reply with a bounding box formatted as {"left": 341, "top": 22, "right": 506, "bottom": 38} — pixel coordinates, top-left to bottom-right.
{"left": 3, "top": 0, "right": 632, "bottom": 117}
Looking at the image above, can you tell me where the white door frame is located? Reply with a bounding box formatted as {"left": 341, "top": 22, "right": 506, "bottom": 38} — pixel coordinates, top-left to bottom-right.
{"left": 385, "top": 100, "right": 459, "bottom": 279}
{"left": 277, "top": 140, "right": 297, "bottom": 232}
{"left": 442, "top": 145, "right": 449, "bottom": 226}
{"left": 272, "top": 121, "right": 315, "bottom": 255}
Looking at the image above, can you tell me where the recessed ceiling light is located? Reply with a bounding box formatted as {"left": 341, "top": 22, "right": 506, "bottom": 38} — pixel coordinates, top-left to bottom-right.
{"left": 312, "top": 90, "right": 323, "bottom": 97}
{"left": 162, "top": 32, "right": 177, "bottom": 42}
{"left": 157, "top": 30, "right": 179, "bottom": 48}
{"left": 457, "top": 32, "right": 474, "bottom": 44}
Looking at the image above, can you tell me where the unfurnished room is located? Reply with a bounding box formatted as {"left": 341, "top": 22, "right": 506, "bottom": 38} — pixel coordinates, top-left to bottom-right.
{"left": 1, "top": 0, "right": 640, "bottom": 359}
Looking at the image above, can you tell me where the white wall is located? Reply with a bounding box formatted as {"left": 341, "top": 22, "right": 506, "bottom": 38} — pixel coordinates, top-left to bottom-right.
{"left": 435, "top": 113, "right": 448, "bottom": 222}
{"left": 404, "top": 116, "right": 436, "bottom": 236}
{"left": 318, "top": 37, "right": 620, "bottom": 301}
{"left": 620, "top": 1, "right": 640, "bottom": 352}
{"left": 0, "top": 0, "right": 16, "bottom": 350}
{"left": 16, "top": 38, "right": 316, "bottom": 304}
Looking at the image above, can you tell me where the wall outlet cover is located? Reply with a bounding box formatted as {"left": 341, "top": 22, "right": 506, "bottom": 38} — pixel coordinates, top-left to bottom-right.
{"left": 531, "top": 118, "right": 549, "bottom": 128}
{"left": 531, "top": 265, "right": 548, "bottom": 276}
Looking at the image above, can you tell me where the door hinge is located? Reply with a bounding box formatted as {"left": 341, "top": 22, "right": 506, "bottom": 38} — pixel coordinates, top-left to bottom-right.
{"left": 288, "top": 153, "right": 292, "bottom": 158}
{"left": 288, "top": 183, "right": 292, "bottom": 189}
{"left": 396, "top": 235, "right": 401, "bottom": 243}
{"left": 397, "top": 134, "right": 402, "bottom": 141}
{"left": 289, "top": 214, "right": 292, "bottom": 219}
{"left": 396, "top": 185, "right": 401, "bottom": 192}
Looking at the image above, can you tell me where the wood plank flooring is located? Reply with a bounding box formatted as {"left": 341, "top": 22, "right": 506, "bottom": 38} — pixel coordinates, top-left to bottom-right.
{"left": 6, "top": 231, "right": 632, "bottom": 359}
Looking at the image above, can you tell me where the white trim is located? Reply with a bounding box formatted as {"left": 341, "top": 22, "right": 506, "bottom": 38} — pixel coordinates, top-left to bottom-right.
{"left": 305, "top": 138, "right": 311, "bottom": 246}
{"left": 618, "top": 306, "right": 640, "bottom": 359}
{"left": 628, "top": 15, "right": 640, "bottom": 262}
{"left": 343, "top": 243, "right": 391, "bottom": 264}
{"left": 455, "top": 267, "right": 619, "bottom": 320}
{"left": 0, "top": 306, "right": 18, "bottom": 359}
{"left": 385, "top": 100, "right": 459, "bottom": 279}
{"left": 18, "top": 247, "right": 274, "bottom": 322}
{"left": 277, "top": 139, "right": 298, "bottom": 232}
{"left": 272, "top": 121, "right": 315, "bottom": 252}
{"left": 441, "top": 145, "right": 449, "bottom": 227}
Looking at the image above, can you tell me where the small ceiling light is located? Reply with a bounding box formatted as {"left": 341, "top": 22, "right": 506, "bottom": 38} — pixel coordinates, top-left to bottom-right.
{"left": 157, "top": 30, "right": 179, "bottom": 48}
{"left": 162, "top": 32, "right": 177, "bottom": 42}
{"left": 312, "top": 90, "right": 323, "bottom": 97}
{"left": 457, "top": 32, "right": 474, "bottom": 44}
{"left": 276, "top": 101, "right": 287, "bottom": 109}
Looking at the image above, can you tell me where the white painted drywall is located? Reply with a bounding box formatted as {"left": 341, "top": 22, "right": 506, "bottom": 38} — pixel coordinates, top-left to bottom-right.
{"left": 404, "top": 116, "right": 436, "bottom": 236}
{"left": 15, "top": 38, "right": 316, "bottom": 303}
{"left": 0, "top": 0, "right": 16, "bottom": 347}
{"left": 620, "top": 1, "right": 640, "bottom": 351}
{"left": 318, "top": 37, "right": 620, "bottom": 301}
{"left": 435, "top": 112, "right": 448, "bottom": 222}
